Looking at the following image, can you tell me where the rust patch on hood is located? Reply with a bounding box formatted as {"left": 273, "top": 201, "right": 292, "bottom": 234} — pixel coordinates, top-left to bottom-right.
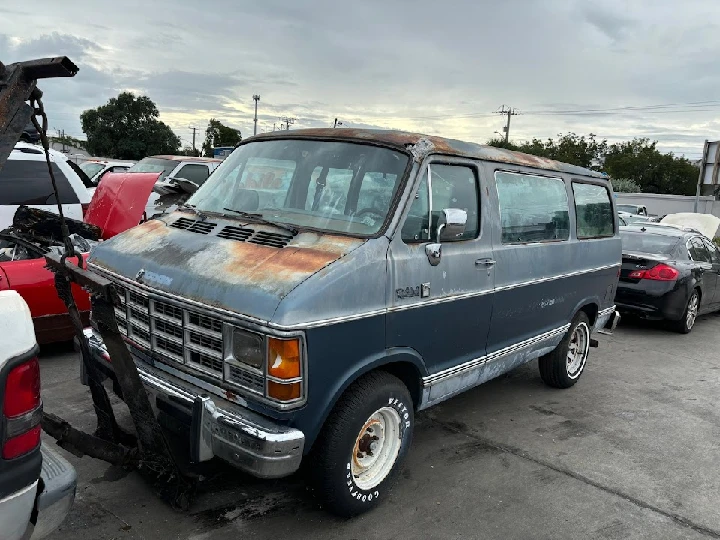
{"left": 89, "top": 216, "right": 365, "bottom": 315}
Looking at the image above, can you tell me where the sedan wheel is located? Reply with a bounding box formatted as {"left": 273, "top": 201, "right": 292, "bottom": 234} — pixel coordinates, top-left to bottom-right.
{"left": 673, "top": 290, "right": 699, "bottom": 334}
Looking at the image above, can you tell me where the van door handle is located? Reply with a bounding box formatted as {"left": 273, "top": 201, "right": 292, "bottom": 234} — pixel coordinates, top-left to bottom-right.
{"left": 475, "top": 258, "right": 496, "bottom": 267}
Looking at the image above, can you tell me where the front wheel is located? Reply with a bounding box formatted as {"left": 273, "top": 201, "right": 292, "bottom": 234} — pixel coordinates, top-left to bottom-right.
{"left": 311, "top": 371, "right": 414, "bottom": 517}
{"left": 539, "top": 312, "right": 591, "bottom": 389}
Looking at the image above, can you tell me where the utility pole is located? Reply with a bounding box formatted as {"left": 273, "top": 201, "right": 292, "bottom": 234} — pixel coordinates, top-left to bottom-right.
{"left": 495, "top": 105, "right": 519, "bottom": 143}
{"left": 333, "top": 118, "right": 343, "bottom": 128}
{"left": 280, "top": 116, "right": 296, "bottom": 130}
{"left": 188, "top": 126, "right": 198, "bottom": 155}
{"left": 253, "top": 94, "right": 260, "bottom": 136}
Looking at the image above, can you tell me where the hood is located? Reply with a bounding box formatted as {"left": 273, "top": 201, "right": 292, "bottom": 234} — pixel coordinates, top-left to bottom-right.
{"left": 85, "top": 172, "right": 160, "bottom": 239}
{"left": 88, "top": 214, "right": 365, "bottom": 322}
{"left": 660, "top": 213, "right": 720, "bottom": 240}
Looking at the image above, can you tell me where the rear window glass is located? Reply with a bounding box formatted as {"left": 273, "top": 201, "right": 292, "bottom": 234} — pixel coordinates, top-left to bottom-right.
{"left": 128, "top": 158, "right": 177, "bottom": 180}
{"left": 620, "top": 231, "right": 680, "bottom": 256}
{"left": 573, "top": 182, "right": 614, "bottom": 238}
{"left": 0, "top": 160, "right": 80, "bottom": 205}
{"left": 80, "top": 162, "right": 105, "bottom": 179}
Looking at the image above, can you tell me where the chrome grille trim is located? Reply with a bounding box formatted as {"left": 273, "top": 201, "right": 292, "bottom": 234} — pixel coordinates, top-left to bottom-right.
{"left": 113, "top": 285, "right": 225, "bottom": 378}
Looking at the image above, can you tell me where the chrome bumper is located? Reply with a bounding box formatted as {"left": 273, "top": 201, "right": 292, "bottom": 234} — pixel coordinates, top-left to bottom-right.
{"left": 595, "top": 306, "right": 620, "bottom": 335}
{"left": 83, "top": 329, "right": 304, "bottom": 479}
{"left": 32, "top": 444, "right": 77, "bottom": 539}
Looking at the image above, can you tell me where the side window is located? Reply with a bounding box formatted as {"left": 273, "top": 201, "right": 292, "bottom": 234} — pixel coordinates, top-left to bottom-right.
{"left": 702, "top": 238, "right": 720, "bottom": 264}
{"left": 688, "top": 238, "right": 711, "bottom": 262}
{"left": 572, "top": 182, "right": 614, "bottom": 238}
{"left": 496, "top": 171, "right": 569, "bottom": 244}
{"left": 401, "top": 164, "right": 479, "bottom": 243}
{"left": 176, "top": 164, "right": 210, "bottom": 185}
{"left": 0, "top": 160, "right": 80, "bottom": 204}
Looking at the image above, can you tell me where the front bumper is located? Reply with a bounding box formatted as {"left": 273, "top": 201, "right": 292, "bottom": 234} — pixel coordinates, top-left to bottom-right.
{"left": 81, "top": 329, "right": 304, "bottom": 479}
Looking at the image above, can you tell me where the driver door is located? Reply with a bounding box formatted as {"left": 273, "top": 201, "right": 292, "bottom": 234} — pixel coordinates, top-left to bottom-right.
{"left": 387, "top": 160, "right": 494, "bottom": 404}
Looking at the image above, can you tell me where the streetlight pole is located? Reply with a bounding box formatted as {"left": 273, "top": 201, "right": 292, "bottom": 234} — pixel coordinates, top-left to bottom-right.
{"left": 253, "top": 95, "right": 260, "bottom": 136}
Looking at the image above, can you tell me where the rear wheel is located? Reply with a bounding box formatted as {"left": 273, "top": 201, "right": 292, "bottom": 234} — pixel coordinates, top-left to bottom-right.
{"left": 539, "top": 312, "right": 591, "bottom": 389}
{"left": 311, "top": 371, "right": 414, "bottom": 517}
{"left": 671, "top": 290, "right": 699, "bottom": 334}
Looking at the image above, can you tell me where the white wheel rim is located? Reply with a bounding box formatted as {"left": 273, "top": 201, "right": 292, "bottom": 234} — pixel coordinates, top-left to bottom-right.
{"left": 351, "top": 406, "right": 402, "bottom": 491}
{"left": 566, "top": 322, "right": 590, "bottom": 379}
{"left": 686, "top": 294, "right": 699, "bottom": 329}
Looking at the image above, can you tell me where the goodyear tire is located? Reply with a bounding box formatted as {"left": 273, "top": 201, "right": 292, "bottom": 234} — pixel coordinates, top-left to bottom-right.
{"left": 539, "top": 312, "right": 591, "bottom": 389}
{"left": 312, "top": 371, "right": 414, "bottom": 517}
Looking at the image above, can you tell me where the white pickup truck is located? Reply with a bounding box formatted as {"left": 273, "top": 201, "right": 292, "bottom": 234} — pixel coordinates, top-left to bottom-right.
{"left": 0, "top": 290, "right": 76, "bottom": 539}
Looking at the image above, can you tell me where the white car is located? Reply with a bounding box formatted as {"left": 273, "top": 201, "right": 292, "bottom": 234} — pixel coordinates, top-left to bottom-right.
{"left": 79, "top": 159, "right": 135, "bottom": 198}
{"left": 0, "top": 143, "right": 92, "bottom": 230}
{"left": 128, "top": 155, "right": 222, "bottom": 196}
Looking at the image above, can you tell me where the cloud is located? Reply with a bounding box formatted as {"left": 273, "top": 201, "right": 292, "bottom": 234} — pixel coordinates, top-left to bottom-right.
{"left": 0, "top": 2, "right": 718, "bottom": 158}
{"left": 580, "top": 5, "right": 636, "bottom": 41}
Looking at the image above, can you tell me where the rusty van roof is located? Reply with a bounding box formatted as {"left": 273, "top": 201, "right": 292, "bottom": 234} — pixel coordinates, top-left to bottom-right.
{"left": 249, "top": 128, "right": 605, "bottom": 179}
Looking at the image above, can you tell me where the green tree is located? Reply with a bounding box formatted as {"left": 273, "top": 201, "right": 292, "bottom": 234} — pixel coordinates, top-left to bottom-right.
{"left": 488, "top": 133, "right": 607, "bottom": 168}
{"left": 610, "top": 178, "right": 642, "bottom": 193}
{"left": 603, "top": 139, "right": 698, "bottom": 195}
{"left": 80, "top": 92, "right": 180, "bottom": 160}
{"left": 202, "top": 119, "right": 241, "bottom": 157}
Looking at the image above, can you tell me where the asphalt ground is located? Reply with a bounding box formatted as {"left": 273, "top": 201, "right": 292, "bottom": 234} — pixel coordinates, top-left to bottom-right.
{"left": 41, "top": 315, "right": 720, "bottom": 539}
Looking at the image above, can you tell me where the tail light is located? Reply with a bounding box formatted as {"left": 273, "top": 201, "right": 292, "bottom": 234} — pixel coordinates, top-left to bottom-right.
{"left": 628, "top": 263, "right": 679, "bottom": 281}
{"left": 2, "top": 357, "right": 42, "bottom": 459}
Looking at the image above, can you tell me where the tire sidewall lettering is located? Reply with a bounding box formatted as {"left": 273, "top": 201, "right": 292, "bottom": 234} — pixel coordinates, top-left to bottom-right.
{"left": 343, "top": 394, "right": 412, "bottom": 505}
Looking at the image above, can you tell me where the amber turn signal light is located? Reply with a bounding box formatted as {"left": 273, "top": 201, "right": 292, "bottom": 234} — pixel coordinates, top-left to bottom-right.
{"left": 267, "top": 381, "right": 301, "bottom": 401}
{"left": 267, "top": 337, "right": 301, "bottom": 380}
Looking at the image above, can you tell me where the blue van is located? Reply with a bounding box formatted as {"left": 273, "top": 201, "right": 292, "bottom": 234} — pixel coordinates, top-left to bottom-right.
{"left": 82, "top": 129, "right": 621, "bottom": 516}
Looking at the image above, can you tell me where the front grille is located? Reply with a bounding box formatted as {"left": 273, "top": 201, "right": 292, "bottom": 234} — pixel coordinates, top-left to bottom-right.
{"left": 113, "top": 285, "right": 225, "bottom": 378}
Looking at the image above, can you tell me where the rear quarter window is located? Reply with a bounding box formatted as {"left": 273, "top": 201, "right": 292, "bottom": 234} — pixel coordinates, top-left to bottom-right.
{"left": 573, "top": 182, "right": 614, "bottom": 238}
{"left": 0, "top": 159, "right": 80, "bottom": 205}
{"left": 495, "top": 171, "right": 569, "bottom": 244}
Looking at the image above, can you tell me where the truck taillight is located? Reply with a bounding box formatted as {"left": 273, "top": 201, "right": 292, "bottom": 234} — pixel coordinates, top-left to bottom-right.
{"left": 2, "top": 357, "right": 42, "bottom": 459}
{"left": 2, "top": 426, "right": 41, "bottom": 460}
{"left": 4, "top": 358, "right": 41, "bottom": 417}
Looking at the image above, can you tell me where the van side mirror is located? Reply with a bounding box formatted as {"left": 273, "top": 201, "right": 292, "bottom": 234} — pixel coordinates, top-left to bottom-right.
{"left": 436, "top": 208, "right": 467, "bottom": 241}
{"left": 425, "top": 208, "right": 468, "bottom": 266}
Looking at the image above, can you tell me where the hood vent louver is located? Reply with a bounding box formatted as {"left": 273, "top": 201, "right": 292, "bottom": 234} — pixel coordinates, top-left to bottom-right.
{"left": 216, "top": 225, "right": 293, "bottom": 248}
{"left": 171, "top": 217, "right": 217, "bottom": 235}
{"left": 248, "top": 231, "right": 294, "bottom": 248}
{"left": 217, "top": 225, "right": 254, "bottom": 242}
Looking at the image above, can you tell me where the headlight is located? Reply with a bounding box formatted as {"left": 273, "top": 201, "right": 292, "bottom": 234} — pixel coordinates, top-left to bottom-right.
{"left": 231, "top": 328, "right": 264, "bottom": 369}
{"left": 225, "top": 327, "right": 304, "bottom": 406}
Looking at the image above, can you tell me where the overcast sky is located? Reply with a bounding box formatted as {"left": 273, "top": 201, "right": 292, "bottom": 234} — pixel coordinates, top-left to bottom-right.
{"left": 2, "top": 0, "right": 719, "bottom": 159}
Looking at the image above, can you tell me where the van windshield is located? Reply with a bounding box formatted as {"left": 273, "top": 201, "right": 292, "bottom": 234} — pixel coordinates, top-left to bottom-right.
{"left": 187, "top": 140, "right": 409, "bottom": 237}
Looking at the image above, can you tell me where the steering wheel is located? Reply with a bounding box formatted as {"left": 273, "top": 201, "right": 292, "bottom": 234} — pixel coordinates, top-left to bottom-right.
{"left": 354, "top": 208, "right": 385, "bottom": 220}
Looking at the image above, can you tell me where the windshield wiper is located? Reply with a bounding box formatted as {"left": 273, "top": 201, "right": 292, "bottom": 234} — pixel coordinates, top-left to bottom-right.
{"left": 222, "top": 208, "right": 298, "bottom": 236}
{"left": 177, "top": 203, "right": 208, "bottom": 221}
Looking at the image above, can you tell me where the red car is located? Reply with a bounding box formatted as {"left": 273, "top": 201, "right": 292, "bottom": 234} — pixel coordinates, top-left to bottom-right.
{"left": 0, "top": 172, "right": 159, "bottom": 344}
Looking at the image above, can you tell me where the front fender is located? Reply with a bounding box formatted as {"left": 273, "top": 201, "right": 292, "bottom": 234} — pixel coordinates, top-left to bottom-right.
{"left": 300, "top": 341, "right": 426, "bottom": 452}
